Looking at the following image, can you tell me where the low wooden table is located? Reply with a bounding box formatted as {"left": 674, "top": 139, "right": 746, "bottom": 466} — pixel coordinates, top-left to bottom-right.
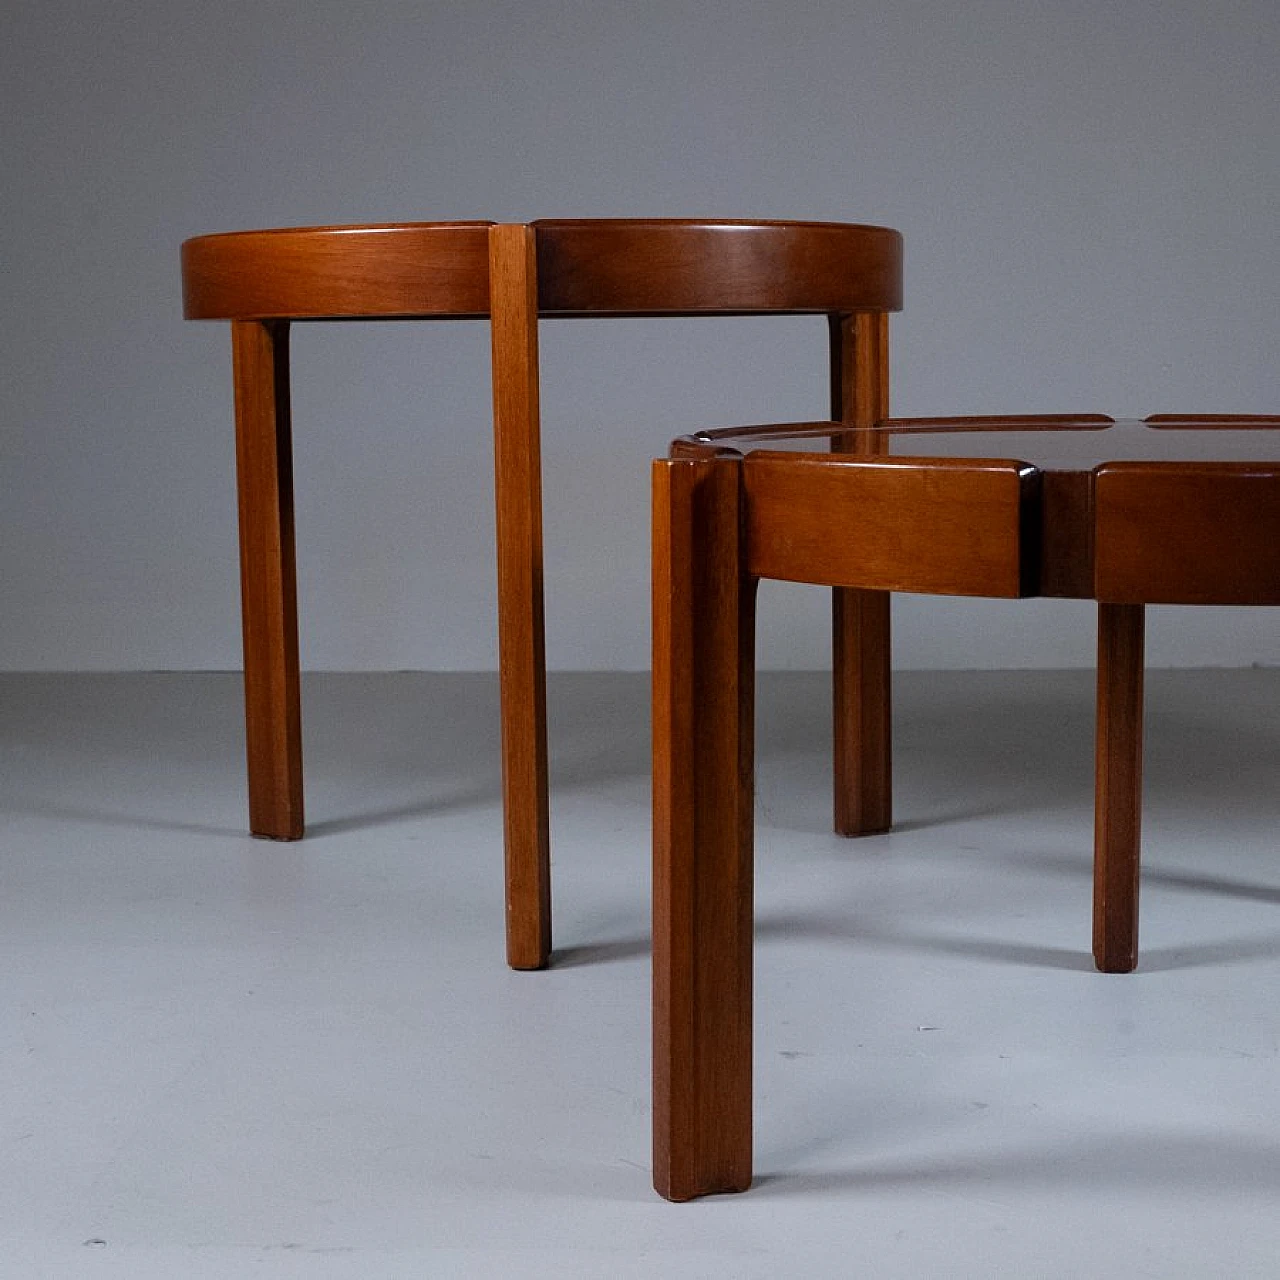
{"left": 651, "top": 413, "right": 1280, "bottom": 1200}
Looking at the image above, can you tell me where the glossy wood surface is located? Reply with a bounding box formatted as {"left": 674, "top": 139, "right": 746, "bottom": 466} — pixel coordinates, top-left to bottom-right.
{"left": 1094, "top": 462, "right": 1280, "bottom": 605}
{"left": 830, "top": 311, "right": 892, "bottom": 836}
{"left": 685, "top": 416, "right": 1280, "bottom": 604}
{"left": 231, "top": 320, "right": 303, "bottom": 838}
{"left": 534, "top": 219, "right": 902, "bottom": 316}
{"left": 1038, "top": 471, "right": 1095, "bottom": 599}
{"left": 652, "top": 457, "right": 755, "bottom": 1201}
{"left": 1094, "top": 603, "right": 1144, "bottom": 973}
{"left": 1147, "top": 414, "right": 1280, "bottom": 429}
{"left": 182, "top": 223, "right": 492, "bottom": 320}
{"left": 744, "top": 452, "right": 1039, "bottom": 597}
{"left": 186, "top": 217, "right": 904, "bottom": 976}
{"left": 489, "top": 225, "right": 552, "bottom": 970}
{"left": 655, "top": 412, "right": 1277, "bottom": 1193}
{"left": 185, "top": 218, "right": 903, "bottom": 320}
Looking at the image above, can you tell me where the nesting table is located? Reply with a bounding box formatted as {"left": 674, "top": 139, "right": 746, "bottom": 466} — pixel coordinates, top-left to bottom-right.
{"left": 652, "top": 412, "right": 1280, "bottom": 1199}
{"left": 181, "top": 217, "right": 904, "bottom": 969}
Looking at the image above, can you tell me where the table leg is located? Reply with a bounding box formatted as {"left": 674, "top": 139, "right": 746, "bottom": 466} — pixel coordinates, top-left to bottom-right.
{"left": 652, "top": 456, "right": 755, "bottom": 1201}
{"left": 1094, "top": 602, "right": 1145, "bottom": 973}
{"left": 490, "top": 224, "right": 552, "bottom": 971}
{"left": 830, "top": 312, "right": 892, "bottom": 835}
{"left": 833, "top": 587, "right": 892, "bottom": 834}
{"left": 231, "top": 319, "right": 303, "bottom": 840}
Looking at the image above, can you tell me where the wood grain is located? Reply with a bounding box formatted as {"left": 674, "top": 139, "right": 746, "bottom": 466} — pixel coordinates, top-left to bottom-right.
{"left": 649, "top": 411, "right": 1278, "bottom": 1187}
{"left": 231, "top": 320, "right": 303, "bottom": 839}
{"left": 830, "top": 310, "right": 893, "bottom": 836}
{"left": 744, "top": 453, "right": 1040, "bottom": 597}
{"left": 652, "top": 457, "right": 755, "bottom": 1202}
{"left": 489, "top": 225, "right": 552, "bottom": 970}
{"left": 182, "top": 223, "right": 492, "bottom": 320}
{"left": 534, "top": 219, "right": 902, "bottom": 316}
{"left": 1094, "top": 462, "right": 1280, "bottom": 605}
{"left": 186, "top": 217, "right": 905, "bottom": 981}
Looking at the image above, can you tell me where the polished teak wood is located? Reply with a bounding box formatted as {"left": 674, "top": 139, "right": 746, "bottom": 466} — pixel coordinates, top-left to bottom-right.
{"left": 652, "top": 415, "right": 1280, "bottom": 1198}
{"left": 489, "top": 225, "right": 551, "bottom": 969}
{"left": 183, "top": 219, "right": 903, "bottom": 972}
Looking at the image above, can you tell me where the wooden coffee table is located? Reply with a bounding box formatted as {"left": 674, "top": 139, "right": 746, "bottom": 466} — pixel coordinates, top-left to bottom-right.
{"left": 651, "top": 413, "right": 1280, "bottom": 1200}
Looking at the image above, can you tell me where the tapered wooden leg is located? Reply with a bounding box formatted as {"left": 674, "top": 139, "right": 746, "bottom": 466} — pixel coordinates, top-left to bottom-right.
{"left": 830, "top": 312, "right": 892, "bottom": 835}
{"left": 489, "top": 225, "right": 552, "bottom": 970}
{"left": 1094, "top": 602, "right": 1145, "bottom": 972}
{"left": 231, "top": 319, "right": 303, "bottom": 840}
{"left": 652, "top": 456, "right": 756, "bottom": 1201}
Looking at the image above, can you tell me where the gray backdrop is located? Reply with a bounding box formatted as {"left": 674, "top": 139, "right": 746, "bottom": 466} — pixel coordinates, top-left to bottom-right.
{"left": 5, "top": 0, "right": 1278, "bottom": 672}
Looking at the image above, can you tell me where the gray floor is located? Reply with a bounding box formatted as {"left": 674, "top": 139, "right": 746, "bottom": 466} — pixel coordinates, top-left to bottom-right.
{"left": 3, "top": 669, "right": 1279, "bottom": 1278}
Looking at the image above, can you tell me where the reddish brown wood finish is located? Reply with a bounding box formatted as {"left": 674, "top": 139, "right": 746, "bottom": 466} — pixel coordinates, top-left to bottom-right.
{"left": 182, "top": 223, "right": 492, "bottom": 320}
{"left": 1146, "top": 414, "right": 1280, "bottom": 429}
{"left": 534, "top": 219, "right": 902, "bottom": 316}
{"left": 652, "top": 441, "right": 1046, "bottom": 1200}
{"left": 655, "top": 414, "right": 1278, "bottom": 1193}
{"left": 831, "top": 311, "right": 893, "bottom": 836}
{"left": 1089, "top": 460, "right": 1280, "bottom": 969}
{"left": 1038, "top": 470, "right": 1095, "bottom": 599}
{"left": 885, "top": 414, "right": 1113, "bottom": 433}
{"left": 1095, "top": 602, "right": 1145, "bottom": 973}
{"left": 489, "top": 225, "right": 552, "bottom": 970}
{"left": 652, "top": 456, "right": 755, "bottom": 1201}
{"left": 231, "top": 320, "right": 303, "bottom": 839}
{"left": 1094, "top": 462, "right": 1280, "bottom": 606}
{"left": 831, "top": 585, "right": 892, "bottom": 837}
{"left": 744, "top": 453, "right": 1039, "bottom": 597}
{"left": 184, "top": 217, "right": 903, "bottom": 975}
{"left": 184, "top": 224, "right": 495, "bottom": 862}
